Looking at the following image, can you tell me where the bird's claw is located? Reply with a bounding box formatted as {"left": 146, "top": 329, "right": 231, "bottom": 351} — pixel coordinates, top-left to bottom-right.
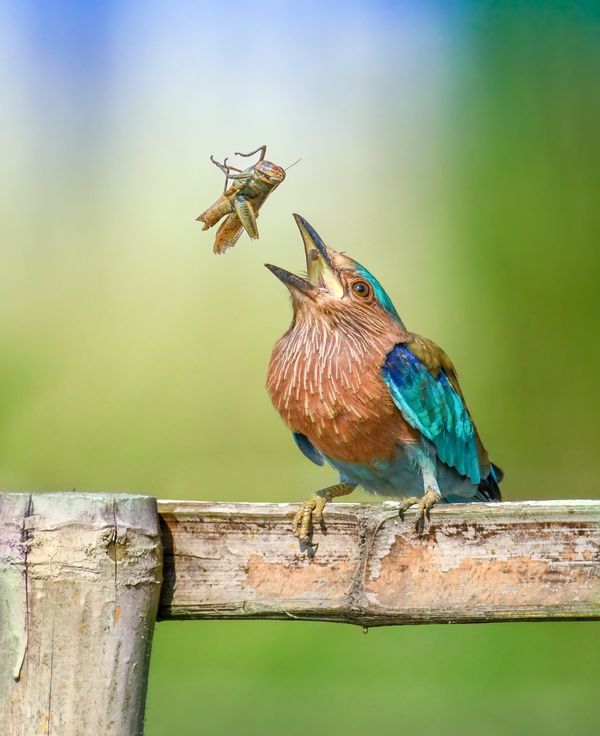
{"left": 414, "top": 489, "right": 441, "bottom": 534}
{"left": 397, "top": 496, "right": 419, "bottom": 521}
{"left": 397, "top": 491, "right": 441, "bottom": 533}
{"left": 292, "top": 490, "right": 331, "bottom": 545}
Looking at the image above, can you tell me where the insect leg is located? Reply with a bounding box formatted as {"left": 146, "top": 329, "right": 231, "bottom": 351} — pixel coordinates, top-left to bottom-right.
{"left": 210, "top": 155, "right": 242, "bottom": 174}
{"left": 233, "top": 195, "right": 259, "bottom": 239}
{"left": 223, "top": 157, "right": 242, "bottom": 172}
{"left": 234, "top": 145, "right": 267, "bottom": 161}
{"left": 211, "top": 155, "right": 245, "bottom": 192}
{"left": 210, "top": 155, "right": 225, "bottom": 171}
{"left": 221, "top": 157, "right": 243, "bottom": 192}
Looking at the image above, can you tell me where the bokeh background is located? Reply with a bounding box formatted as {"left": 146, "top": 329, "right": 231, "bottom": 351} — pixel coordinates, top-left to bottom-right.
{"left": 2, "top": 1, "right": 600, "bottom": 734}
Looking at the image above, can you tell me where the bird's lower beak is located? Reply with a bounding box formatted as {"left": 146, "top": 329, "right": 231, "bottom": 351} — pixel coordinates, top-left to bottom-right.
{"left": 264, "top": 215, "right": 343, "bottom": 299}
{"left": 264, "top": 263, "right": 318, "bottom": 298}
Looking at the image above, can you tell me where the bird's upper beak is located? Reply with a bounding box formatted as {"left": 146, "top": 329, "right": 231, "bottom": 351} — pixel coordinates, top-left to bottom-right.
{"left": 265, "top": 214, "right": 343, "bottom": 298}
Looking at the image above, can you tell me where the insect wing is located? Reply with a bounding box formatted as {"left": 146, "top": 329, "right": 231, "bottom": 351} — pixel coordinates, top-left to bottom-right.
{"left": 213, "top": 213, "right": 245, "bottom": 254}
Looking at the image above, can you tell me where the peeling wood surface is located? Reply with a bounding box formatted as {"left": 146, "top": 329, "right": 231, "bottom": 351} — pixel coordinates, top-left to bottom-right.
{"left": 0, "top": 493, "right": 162, "bottom": 736}
{"left": 158, "top": 500, "right": 600, "bottom": 625}
{"left": 1, "top": 495, "right": 598, "bottom": 736}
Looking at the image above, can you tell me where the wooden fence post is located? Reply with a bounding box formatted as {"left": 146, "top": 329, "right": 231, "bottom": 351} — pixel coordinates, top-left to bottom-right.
{"left": 0, "top": 493, "right": 162, "bottom": 736}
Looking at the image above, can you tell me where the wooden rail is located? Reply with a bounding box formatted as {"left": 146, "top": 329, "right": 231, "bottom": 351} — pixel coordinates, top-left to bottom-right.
{"left": 158, "top": 499, "right": 600, "bottom": 626}
{"left": 1, "top": 493, "right": 599, "bottom": 735}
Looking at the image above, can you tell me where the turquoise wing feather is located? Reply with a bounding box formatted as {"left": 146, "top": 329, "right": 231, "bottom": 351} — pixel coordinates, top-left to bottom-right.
{"left": 382, "top": 343, "right": 482, "bottom": 483}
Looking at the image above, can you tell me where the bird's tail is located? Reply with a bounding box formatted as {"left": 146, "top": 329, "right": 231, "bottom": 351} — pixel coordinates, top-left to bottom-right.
{"left": 476, "top": 462, "right": 503, "bottom": 502}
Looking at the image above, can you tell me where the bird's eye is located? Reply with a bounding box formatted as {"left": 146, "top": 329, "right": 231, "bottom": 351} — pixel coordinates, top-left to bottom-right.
{"left": 352, "top": 280, "right": 372, "bottom": 299}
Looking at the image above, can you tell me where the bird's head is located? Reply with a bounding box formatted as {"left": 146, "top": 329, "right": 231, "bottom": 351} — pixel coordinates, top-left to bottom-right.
{"left": 266, "top": 214, "right": 405, "bottom": 332}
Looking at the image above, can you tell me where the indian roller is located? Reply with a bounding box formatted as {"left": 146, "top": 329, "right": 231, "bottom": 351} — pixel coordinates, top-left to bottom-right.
{"left": 266, "top": 214, "right": 502, "bottom": 544}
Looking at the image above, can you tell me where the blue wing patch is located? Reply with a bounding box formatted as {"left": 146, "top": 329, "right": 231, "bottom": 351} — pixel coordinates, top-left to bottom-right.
{"left": 292, "top": 432, "right": 324, "bottom": 466}
{"left": 382, "top": 344, "right": 482, "bottom": 483}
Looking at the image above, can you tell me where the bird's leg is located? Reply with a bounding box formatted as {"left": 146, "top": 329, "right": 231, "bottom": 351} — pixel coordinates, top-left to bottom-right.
{"left": 292, "top": 482, "right": 356, "bottom": 545}
{"left": 414, "top": 489, "right": 441, "bottom": 534}
{"left": 403, "top": 445, "right": 442, "bottom": 534}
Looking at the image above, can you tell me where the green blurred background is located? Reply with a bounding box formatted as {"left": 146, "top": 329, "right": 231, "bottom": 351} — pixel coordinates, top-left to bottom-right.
{"left": 1, "top": 1, "right": 599, "bottom": 734}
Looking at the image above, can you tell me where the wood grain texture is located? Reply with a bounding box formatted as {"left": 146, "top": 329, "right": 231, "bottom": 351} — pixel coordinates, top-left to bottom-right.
{"left": 0, "top": 493, "right": 162, "bottom": 736}
{"left": 158, "top": 500, "right": 600, "bottom": 626}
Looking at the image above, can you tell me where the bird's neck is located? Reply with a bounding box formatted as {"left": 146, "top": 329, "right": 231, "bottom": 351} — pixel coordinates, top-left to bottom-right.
{"left": 267, "top": 311, "right": 406, "bottom": 430}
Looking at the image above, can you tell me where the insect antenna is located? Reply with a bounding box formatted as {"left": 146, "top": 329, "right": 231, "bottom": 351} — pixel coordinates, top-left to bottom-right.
{"left": 284, "top": 158, "right": 302, "bottom": 171}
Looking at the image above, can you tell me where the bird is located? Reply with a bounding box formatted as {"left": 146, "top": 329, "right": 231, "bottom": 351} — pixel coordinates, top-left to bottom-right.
{"left": 265, "top": 214, "right": 502, "bottom": 544}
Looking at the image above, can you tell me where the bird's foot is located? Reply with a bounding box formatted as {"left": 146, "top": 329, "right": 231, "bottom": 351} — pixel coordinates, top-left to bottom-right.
{"left": 415, "top": 489, "right": 441, "bottom": 534}
{"left": 397, "top": 496, "right": 420, "bottom": 520}
{"left": 292, "top": 482, "right": 356, "bottom": 548}
{"left": 292, "top": 489, "right": 331, "bottom": 546}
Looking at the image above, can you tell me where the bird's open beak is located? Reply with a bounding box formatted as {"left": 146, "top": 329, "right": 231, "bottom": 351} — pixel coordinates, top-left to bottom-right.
{"left": 265, "top": 214, "right": 343, "bottom": 298}
{"left": 264, "top": 263, "right": 318, "bottom": 298}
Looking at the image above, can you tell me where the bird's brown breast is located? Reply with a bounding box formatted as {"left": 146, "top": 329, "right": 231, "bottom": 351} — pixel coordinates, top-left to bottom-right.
{"left": 267, "top": 316, "right": 418, "bottom": 464}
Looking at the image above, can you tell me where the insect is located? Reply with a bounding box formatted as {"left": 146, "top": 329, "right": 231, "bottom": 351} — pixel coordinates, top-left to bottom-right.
{"left": 196, "top": 145, "right": 288, "bottom": 255}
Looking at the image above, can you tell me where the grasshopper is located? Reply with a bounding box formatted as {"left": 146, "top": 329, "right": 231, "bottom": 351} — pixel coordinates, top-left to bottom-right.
{"left": 197, "top": 145, "right": 287, "bottom": 254}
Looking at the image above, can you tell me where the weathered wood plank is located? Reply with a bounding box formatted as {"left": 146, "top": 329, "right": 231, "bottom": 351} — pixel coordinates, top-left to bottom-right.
{"left": 157, "top": 500, "right": 600, "bottom": 626}
{"left": 0, "top": 493, "right": 163, "bottom": 736}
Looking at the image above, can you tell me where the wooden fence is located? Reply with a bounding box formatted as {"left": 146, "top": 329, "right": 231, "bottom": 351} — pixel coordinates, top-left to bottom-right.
{"left": 1, "top": 493, "right": 599, "bottom": 734}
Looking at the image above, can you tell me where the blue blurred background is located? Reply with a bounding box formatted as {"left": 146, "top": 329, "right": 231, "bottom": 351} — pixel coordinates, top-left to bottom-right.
{"left": 1, "top": 1, "right": 599, "bottom": 734}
